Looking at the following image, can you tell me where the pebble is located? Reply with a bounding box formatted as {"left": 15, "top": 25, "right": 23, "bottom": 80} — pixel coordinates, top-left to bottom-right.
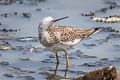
{"left": 23, "top": 13, "right": 31, "bottom": 18}
{"left": 3, "top": 73, "right": 14, "bottom": 77}
{"left": 82, "top": 12, "right": 95, "bottom": 16}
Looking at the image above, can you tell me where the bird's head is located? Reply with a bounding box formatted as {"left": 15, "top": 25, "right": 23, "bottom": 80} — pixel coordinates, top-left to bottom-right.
{"left": 39, "top": 16, "right": 69, "bottom": 30}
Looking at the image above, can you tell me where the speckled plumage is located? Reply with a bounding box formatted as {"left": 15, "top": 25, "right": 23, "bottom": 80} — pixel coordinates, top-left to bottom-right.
{"left": 39, "top": 25, "right": 99, "bottom": 52}
{"left": 38, "top": 16, "right": 100, "bottom": 66}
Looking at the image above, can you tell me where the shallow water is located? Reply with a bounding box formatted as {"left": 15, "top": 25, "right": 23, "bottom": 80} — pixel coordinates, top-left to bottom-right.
{"left": 0, "top": 0, "right": 120, "bottom": 80}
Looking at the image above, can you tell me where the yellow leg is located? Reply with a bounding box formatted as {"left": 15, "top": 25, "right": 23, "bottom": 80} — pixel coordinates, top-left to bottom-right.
{"left": 55, "top": 52, "right": 59, "bottom": 64}
{"left": 64, "top": 51, "right": 69, "bottom": 67}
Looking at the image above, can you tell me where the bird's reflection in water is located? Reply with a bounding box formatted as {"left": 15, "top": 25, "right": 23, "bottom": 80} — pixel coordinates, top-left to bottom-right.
{"left": 46, "top": 63, "right": 69, "bottom": 80}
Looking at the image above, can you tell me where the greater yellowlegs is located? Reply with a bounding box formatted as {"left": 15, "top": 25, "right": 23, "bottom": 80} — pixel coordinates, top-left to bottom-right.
{"left": 38, "top": 16, "right": 100, "bottom": 67}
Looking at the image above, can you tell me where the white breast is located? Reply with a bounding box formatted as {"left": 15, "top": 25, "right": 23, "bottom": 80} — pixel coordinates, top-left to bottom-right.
{"left": 41, "top": 31, "right": 50, "bottom": 43}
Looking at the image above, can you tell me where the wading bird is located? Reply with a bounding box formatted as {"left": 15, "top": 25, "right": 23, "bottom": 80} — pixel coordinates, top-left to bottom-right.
{"left": 38, "top": 16, "right": 100, "bottom": 67}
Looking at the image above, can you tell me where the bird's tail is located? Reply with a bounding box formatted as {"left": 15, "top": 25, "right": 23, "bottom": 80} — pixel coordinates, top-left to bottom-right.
{"left": 92, "top": 28, "right": 101, "bottom": 35}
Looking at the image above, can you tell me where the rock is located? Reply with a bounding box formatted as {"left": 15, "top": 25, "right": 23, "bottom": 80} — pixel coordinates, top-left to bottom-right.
{"left": 0, "top": 40, "right": 11, "bottom": 50}
{"left": 67, "top": 66, "right": 119, "bottom": 80}
{"left": 3, "top": 73, "right": 14, "bottom": 77}
{"left": 0, "top": 46, "right": 11, "bottom": 50}
{"left": 0, "top": 0, "right": 10, "bottom": 5}
{"left": 20, "top": 70, "right": 36, "bottom": 73}
{"left": 23, "top": 13, "right": 31, "bottom": 18}
{"left": 14, "top": 37, "right": 38, "bottom": 42}
{"left": 0, "top": 40, "right": 10, "bottom": 46}
{"left": 1, "top": 13, "right": 9, "bottom": 17}
{"left": 8, "top": 66, "right": 21, "bottom": 72}
{"left": 14, "top": 11, "right": 18, "bottom": 15}
{"left": 91, "top": 15, "right": 120, "bottom": 23}
{"left": 0, "top": 33, "right": 14, "bottom": 37}
{"left": 0, "top": 61, "right": 9, "bottom": 65}
{"left": 19, "top": 57, "right": 30, "bottom": 61}
{"left": 82, "top": 12, "right": 95, "bottom": 16}
{"left": 18, "top": 76, "right": 35, "bottom": 80}
{"left": 0, "top": 28, "right": 18, "bottom": 32}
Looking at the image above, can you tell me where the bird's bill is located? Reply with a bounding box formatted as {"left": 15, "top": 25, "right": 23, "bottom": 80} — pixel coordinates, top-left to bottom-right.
{"left": 52, "top": 16, "right": 69, "bottom": 23}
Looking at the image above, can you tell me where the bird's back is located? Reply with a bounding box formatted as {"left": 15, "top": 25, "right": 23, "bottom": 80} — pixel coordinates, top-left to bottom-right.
{"left": 46, "top": 25, "right": 100, "bottom": 46}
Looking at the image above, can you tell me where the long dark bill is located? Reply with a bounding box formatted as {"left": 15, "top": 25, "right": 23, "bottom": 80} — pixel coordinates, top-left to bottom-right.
{"left": 52, "top": 16, "right": 69, "bottom": 23}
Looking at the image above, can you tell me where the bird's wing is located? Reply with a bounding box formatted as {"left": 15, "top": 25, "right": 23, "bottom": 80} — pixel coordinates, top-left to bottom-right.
{"left": 48, "top": 25, "right": 99, "bottom": 46}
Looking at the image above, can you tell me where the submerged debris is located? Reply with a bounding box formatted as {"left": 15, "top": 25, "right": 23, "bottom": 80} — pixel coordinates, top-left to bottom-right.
{"left": 41, "top": 59, "right": 54, "bottom": 63}
{"left": 91, "top": 15, "right": 120, "bottom": 23}
{"left": 96, "top": 38, "right": 110, "bottom": 44}
{"left": 69, "top": 70, "right": 85, "bottom": 75}
{"left": 11, "top": 46, "right": 24, "bottom": 51}
{"left": 70, "top": 50, "right": 97, "bottom": 59}
{"left": 82, "top": 43, "right": 96, "bottom": 49}
{"left": 17, "top": 75, "right": 35, "bottom": 80}
{"left": 20, "top": 70, "right": 36, "bottom": 73}
{"left": 3, "top": 73, "right": 14, "bottom": 77}
{"left": 98, "top": 27, "right": 119, "bottom": 33}
{"left": 108, "top": 33, "right": 120, "bottom": 38}
{"left": 36, "top": 8, "right": 42, "bottom": 11}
